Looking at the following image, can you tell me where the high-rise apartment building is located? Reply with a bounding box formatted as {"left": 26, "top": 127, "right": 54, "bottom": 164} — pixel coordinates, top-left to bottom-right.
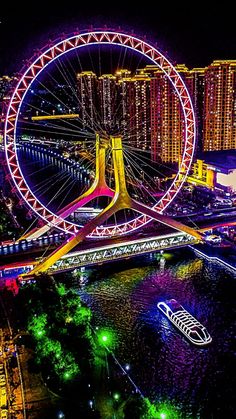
{"left": 203, "top": 60, "right": 236, "bottom": 151}
{"left": 133, "top": 74, "right": 151, "bottom": 151}
{"left": 98, "top": 74, "right": 117, "bottom": 133}
{"left": 77, "top": 66, "right": 191, "bottom": 162}
{"left": 0, "top": 75, "right": 14, "bottom": 100}
{"left": 118, "top": 73, "right": 151, "bottom": 150}
{"left": 115, "top": 69, "right": 131, "bottom": 81}
{"left": 144, "top": 65, "right": 186, "bottom": 163}
{"left": 77, "top": 71, "right": 97, "bottom": 131}
{"left": 186, "top": 68, "right": 205, "bottom": 153}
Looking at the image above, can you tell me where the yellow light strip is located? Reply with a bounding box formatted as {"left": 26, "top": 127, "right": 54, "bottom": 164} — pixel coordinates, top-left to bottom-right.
{"left": 31, "top": 114, "right": 79, "bottom": 121}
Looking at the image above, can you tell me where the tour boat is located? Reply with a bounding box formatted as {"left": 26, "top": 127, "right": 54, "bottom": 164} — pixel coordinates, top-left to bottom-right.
{"left": 157, "top": 299, "right": 212, "bottom": 346}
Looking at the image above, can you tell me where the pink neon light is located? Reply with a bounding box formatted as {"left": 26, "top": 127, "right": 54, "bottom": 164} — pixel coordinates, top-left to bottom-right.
{"left": 4, "top": 30, "right": 196, "bottom": 237}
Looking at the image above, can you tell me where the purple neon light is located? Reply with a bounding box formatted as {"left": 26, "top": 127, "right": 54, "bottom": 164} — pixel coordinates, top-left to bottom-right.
{"left": 4, "top": 30, "right": 196, "bottom": 237}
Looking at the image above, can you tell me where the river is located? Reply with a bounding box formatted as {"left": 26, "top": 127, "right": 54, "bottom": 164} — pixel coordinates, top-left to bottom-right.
{"left": 76, "top": 248, "right": 236, "bottom": 418}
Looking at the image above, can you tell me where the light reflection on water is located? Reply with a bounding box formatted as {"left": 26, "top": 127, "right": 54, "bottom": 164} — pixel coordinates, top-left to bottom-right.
{"left": 77, "top": 250, "right": 236, "bottom": 418}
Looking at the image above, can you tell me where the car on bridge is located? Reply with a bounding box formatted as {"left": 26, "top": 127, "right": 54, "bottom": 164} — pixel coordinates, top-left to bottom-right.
{"left": 204, "top": 234, "right": 222, "bottom": 245}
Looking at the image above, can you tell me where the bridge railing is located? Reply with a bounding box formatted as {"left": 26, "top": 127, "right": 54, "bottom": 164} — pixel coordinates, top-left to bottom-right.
{"left": 48, "top": 232, "right": 197, "bottom": 273}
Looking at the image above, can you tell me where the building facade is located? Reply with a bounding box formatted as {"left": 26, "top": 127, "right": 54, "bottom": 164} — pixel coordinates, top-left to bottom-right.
{"left": 186, "top": 68, "right": 205, "bottom": 153}
{"left": 203, "top": 60, "right": 236, "bottom": 151}
{"left": 146, "top": 65, "right": 186, "bottom": 163}
{"left": 188, "top": 150, "right": 236, "bottom": 193}
{"left": 77, "top": 71, "right": 97, "bottom": 131}
{"left": 118, "top": 73, "right": 151, "bottom": 150}
{"left": 98, "top": 74, "right": 117, "bottom": 133}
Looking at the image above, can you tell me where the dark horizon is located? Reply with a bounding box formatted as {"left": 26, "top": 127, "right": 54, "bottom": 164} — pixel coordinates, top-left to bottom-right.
{"left": 0, "top": 5, "right": 236, "bottom": 75}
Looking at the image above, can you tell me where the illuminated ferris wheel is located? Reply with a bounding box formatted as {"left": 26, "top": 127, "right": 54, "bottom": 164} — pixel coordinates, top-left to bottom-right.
{"left": 4, "top": 29, "right": 196, "bottom": 245}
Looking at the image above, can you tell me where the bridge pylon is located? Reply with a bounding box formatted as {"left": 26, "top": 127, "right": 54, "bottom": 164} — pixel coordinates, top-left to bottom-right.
{"left": 19, "top": 133, "right": 114, "bottom": 241}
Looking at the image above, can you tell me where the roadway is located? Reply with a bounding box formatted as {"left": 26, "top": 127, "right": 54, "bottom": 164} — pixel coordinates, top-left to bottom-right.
{"left": 0, "top": 232, "right": 68, "bottom": 259}
{"left": 177, "top": 206, "right": 236, "bottom": 229}
{"left": 0, "top": 208, "right": 236, "bottom": 266}
{"left": 0, "top": 207, "right": 236, "bottom": 277}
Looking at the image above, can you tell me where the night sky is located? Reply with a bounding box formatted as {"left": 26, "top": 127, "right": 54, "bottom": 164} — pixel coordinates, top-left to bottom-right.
{"left": 0, "top": 4, "right": 235, "bottom": 75}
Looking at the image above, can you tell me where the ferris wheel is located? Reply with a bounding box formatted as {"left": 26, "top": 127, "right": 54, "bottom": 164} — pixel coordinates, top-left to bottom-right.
{"left": 4, "top": 29, "right": 196, "bottom": 251}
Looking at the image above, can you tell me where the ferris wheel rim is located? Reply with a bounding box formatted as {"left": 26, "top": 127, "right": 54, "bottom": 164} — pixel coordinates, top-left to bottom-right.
{"left": 4, "top": 29, "right": 196, "bottom": 237}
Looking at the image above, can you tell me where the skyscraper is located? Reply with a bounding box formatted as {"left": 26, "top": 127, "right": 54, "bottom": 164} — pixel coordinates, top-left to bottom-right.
{"left": 118, "top": 72, "right": 151, "bottom": 150}
{"left": 186, "top": 67, "right": 205, "bottom": 153}
{"left": 203, "top": 60, "right": 236, "bottom": 151}
{"left": 98, "top": 74, "right": 117, "bottom": 133}
{"left": 133, "top": 73, "right": 151, "bottom": 151}
{"left": 146, "top": 65, "right": 186, "bottom": 163}
{"left": 77, "top": 71, "right": 97, "bottom": 131}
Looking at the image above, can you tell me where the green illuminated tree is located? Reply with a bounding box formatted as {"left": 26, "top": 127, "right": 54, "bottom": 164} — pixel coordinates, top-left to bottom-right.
{"left": 37, "top": 337, "right": 62, "bottom": 360}
{"left": 16, "top": 276, "right": 94, "bottom": 391}
{"left": 56, "top": 283, "right": 67, "bottom": 297}
{"left": 73, "top": 306, "right": 91, "bottom": 326}
{"left": 141, "top": 399, "right": 181, "bottom": 419}
{"left": 27, "top": 313, "right": 47, "bottom": 339}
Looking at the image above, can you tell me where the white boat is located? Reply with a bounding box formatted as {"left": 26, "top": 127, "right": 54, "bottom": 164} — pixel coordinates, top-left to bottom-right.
{"left": 157, "top": 299, "right": 212, "bottom": 346}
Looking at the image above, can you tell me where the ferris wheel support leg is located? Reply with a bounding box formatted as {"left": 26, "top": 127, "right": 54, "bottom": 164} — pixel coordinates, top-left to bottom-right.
{"left": 24, "top": 136, "right": 134, "bottom": 274}
{"left": 18, "top": 224, "right": 52, "bottom": 241}
{"left": 56, "top": 133, "right": 114, "bottom": 218}
{"left": 131, "top": 200, "right": 202, "bottom": 240}
{"left": 18, "top": 134, "right": 114, "bottom": 241}
{"left": 25, "top": 200, "right": 124, "bottom": 274}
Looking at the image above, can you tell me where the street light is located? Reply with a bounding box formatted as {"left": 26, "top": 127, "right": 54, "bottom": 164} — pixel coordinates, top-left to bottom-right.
{"left": 97, "top": 329, "right": 115, "bottom": 348}
{"left": 113, "top": 393, "right": 120, "bottom": 401}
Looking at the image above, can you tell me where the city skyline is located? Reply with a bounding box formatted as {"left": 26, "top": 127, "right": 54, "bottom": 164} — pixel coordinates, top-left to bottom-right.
{"left": 2, "top": 58, "right": 236, "bottom": 166}
{"left": 75, "top": 60, "right": 236, "bottom": 162}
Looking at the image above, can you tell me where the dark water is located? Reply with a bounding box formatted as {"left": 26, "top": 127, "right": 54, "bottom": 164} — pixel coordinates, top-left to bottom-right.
{"left": 18, "top": 145, "right": 90, "bottom": 215}
{"left": 77, "top": 250, "right": 236, "bottom": 418}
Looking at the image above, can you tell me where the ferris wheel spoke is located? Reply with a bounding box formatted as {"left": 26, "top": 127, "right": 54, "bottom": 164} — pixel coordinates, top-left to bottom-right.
{"left": 24, "top": 64, "right": 103, "bottom": 136}
{"left": 20, "top": 100, "right": 94, "bottom": 137}
{"left": 52, "top": 57, "right": 104, "bottom": 133}
{"left": 124, "top": 144, "right": 178, "bottom": 177}
{"left": 123, "top": 151, "right": 158, "bottom": 202}
{"left": 20, "top": 100, "right": 94, "bottom": 139}
{"left": 19, "top": 126, "right": 93, "bottom": 139}
{"left": 123, "top": 148, "right": 163, "bottom": 180}
{"left": 45, "top": 174, "right": 77, "bottom": 208}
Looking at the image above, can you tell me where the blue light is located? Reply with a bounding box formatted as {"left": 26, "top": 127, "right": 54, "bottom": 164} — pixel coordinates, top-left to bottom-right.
{"left": 125, "top": 363, "right": 130, "bottom": 371}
